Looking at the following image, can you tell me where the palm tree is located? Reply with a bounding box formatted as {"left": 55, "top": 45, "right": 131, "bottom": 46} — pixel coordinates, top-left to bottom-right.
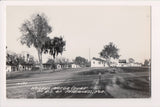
{"left": 42, "top": 37, "right": 66, "bottom": 59}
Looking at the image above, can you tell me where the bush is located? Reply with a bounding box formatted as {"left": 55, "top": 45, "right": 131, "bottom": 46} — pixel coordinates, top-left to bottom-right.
{"left": 31, "top": 67, "right": 40, "bottom": 71}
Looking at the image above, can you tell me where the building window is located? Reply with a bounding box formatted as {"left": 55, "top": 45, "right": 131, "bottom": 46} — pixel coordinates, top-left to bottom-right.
{"left": 93, "top": 61, "right": 95, "bottom": 64}
{"left": 99, "top": 62, "right": 101, "bottom": 64}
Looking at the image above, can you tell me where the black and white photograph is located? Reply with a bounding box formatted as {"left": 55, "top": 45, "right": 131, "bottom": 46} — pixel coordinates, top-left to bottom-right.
{"left": 5, "top": 5, "right": 151, "bottom": 99}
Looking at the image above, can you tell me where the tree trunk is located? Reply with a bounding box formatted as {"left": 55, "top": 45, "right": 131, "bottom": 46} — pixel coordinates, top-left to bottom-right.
{"left": 37, "top": 48, "right": 43, "bottom": 72}
{"left": 106, "top": 58, "right": 111, "bottom": 67}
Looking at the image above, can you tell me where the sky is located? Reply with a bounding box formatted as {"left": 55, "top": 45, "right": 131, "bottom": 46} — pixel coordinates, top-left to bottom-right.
{"left": 6, "top": 6, "right": 150, "bottom": 63}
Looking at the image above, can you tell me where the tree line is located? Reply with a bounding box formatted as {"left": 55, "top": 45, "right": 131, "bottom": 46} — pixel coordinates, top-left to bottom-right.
{"left": 15, "top": 13, "right": 150, "bottom": 72}
{"left": 6, "top": 51, "right": 36, "bottom": 67}
{"left": 46, "top": 56, "right": 91, "bottom": 69}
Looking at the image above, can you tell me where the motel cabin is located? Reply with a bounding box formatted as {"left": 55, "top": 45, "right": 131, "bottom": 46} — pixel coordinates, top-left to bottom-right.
{"left": 117, "top": 59, "right": 142, "bottom": 67}
{"left": 129, "top": 62, "right": 142, "bottom": 67}
{"left": 43, "top": 63, "right": 52, "bottom": 70}
{"left": 6, "top": 63, "right": 18, "bottom": 72}
{"left": 56, "top": 64, "right": 62, "bottom": 69}
{"left": 71, "top": 63, "right": 80, "bottom": 68}
{"left": 42, "top": 62, "right": 70, "bottom": 70}
{"left": 91, "top": 57, "right": 108, "bottom": 67}
{"left": 117, "top": 59, "right": 127, "bottom": 67}
{"left": 91, "top": 58, "right": 142, "bottom": 67}
{"left": 6, "top": 63, "right": 34, "bottom": 72}
{"left": 19, "top": 63, "right": 33, "bottom": 71}
{"left": 55, "top": 62, "right": 80, "bottom": 69}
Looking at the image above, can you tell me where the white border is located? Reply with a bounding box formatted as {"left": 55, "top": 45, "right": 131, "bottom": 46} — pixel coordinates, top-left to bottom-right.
{"left": 1, "top": 1, "right": 160, "bottom": 107}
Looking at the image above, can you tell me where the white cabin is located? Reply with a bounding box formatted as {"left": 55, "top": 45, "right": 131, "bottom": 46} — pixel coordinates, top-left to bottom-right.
{"left": 91, "top": 57, "right": 108, "bottom": 67}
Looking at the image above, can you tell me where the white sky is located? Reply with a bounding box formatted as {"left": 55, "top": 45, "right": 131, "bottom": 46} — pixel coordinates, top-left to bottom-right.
{"left": 6, "top": 6, "right": 150, "bottom": 63}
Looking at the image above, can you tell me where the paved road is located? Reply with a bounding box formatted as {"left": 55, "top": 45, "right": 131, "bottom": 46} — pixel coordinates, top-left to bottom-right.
{"left": 6, "top": 70, "right": 149, "bottom": 89}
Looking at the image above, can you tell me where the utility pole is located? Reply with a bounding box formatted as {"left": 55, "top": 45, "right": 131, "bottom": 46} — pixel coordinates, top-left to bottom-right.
{"left": 89, "top": 48, "right": 90, "bottom": 61}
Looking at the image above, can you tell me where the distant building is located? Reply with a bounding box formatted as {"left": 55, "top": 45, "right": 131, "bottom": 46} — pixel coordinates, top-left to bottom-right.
{"left": 117, "top": 59, "right": 142, "bottom": 67}
{"left": 36, "top": 62, "right": 71, "bottom": 70}
{"left": 71, "top": 63, "right": 80, "bottom": 68}
{"left": 91, "top": 57, "right": 108, "bottom": 67}
{"left": 117, "top": 59, "right": 127, "bottom": 67}
{"left": 6, "top": 63, "right": 18, "bottom": 72}
{"left": 43, "top": 63, "right": 52, "bottom": 70}
{"left": 130, "top": 62, "right": 142, "bottom": 67}
{"left": 56, "top": 64, "right": 62, "bottom": 69}
{"left": 19, "top": 64, "right": 33, "bottom": 71}
{"left": 60, "top": 63, "right": 69, "bottom": 69}
{"left": 6, "top": 63, "right": 34, "bottom": 72}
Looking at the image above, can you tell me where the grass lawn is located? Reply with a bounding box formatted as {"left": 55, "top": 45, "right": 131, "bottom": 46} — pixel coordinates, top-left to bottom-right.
{"left": 26, "top": 80, "right": 113, "bottom": 98}
{"left": 6, "top": 70, "right": 53, "bottom": 79}
{"left": 16, "top": 77, "right": 149, "bottom": 98}
{"left": 119, "top": 67, "right": 151, "bottom": 72}
{"left": 6, "top": 67, "right": 151, "bottom": 98}
{"left": 6, "top": 68, "right": 93, "bottom": 80}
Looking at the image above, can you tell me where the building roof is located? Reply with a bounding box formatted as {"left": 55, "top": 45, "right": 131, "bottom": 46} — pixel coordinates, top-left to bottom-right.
{"left": 20, "top": 63, "right": 33, "bottom": 66}
{"left": 43, "top": 63, "right": 52, "bottom": 65}
{"left": 119, "top": 59, "right": 127, "bottom": 63}
{"left": 92, "top": 57, "right": 106, "bottom": 62}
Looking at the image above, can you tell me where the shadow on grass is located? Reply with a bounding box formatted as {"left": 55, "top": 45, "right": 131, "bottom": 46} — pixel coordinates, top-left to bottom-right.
{"left": 116, "top": 77, "right": 150, "bottom": 93}
{"left": 119, "top": 67, "right": 151, "bottom": 73}
{"left": 77, "top": 69, "right": 109, "bottom": 75}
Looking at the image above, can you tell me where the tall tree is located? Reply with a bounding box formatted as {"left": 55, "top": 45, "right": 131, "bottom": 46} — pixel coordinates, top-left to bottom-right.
{"left": 46, "top": 58, "right": 56, "bottom": 69}
{"left": 144, "top": 59, "right": 149, "bottom": 66}
{"left": 74, "top": 56, "right": 88, "bottom": 67}
{"left": 20, "top": 13, "right": 52, "bottom": 72}
{"left": 99, "top": 42, "right": 120, "bottom": 66}
{"left": 42, "top": 36, "right": 66, "bottom": 59}
{"left": 6, "top": 53, "right": 19, "bottom": 66}
{"left": 28, "top": 55, "right": 36, "bottom": 65}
